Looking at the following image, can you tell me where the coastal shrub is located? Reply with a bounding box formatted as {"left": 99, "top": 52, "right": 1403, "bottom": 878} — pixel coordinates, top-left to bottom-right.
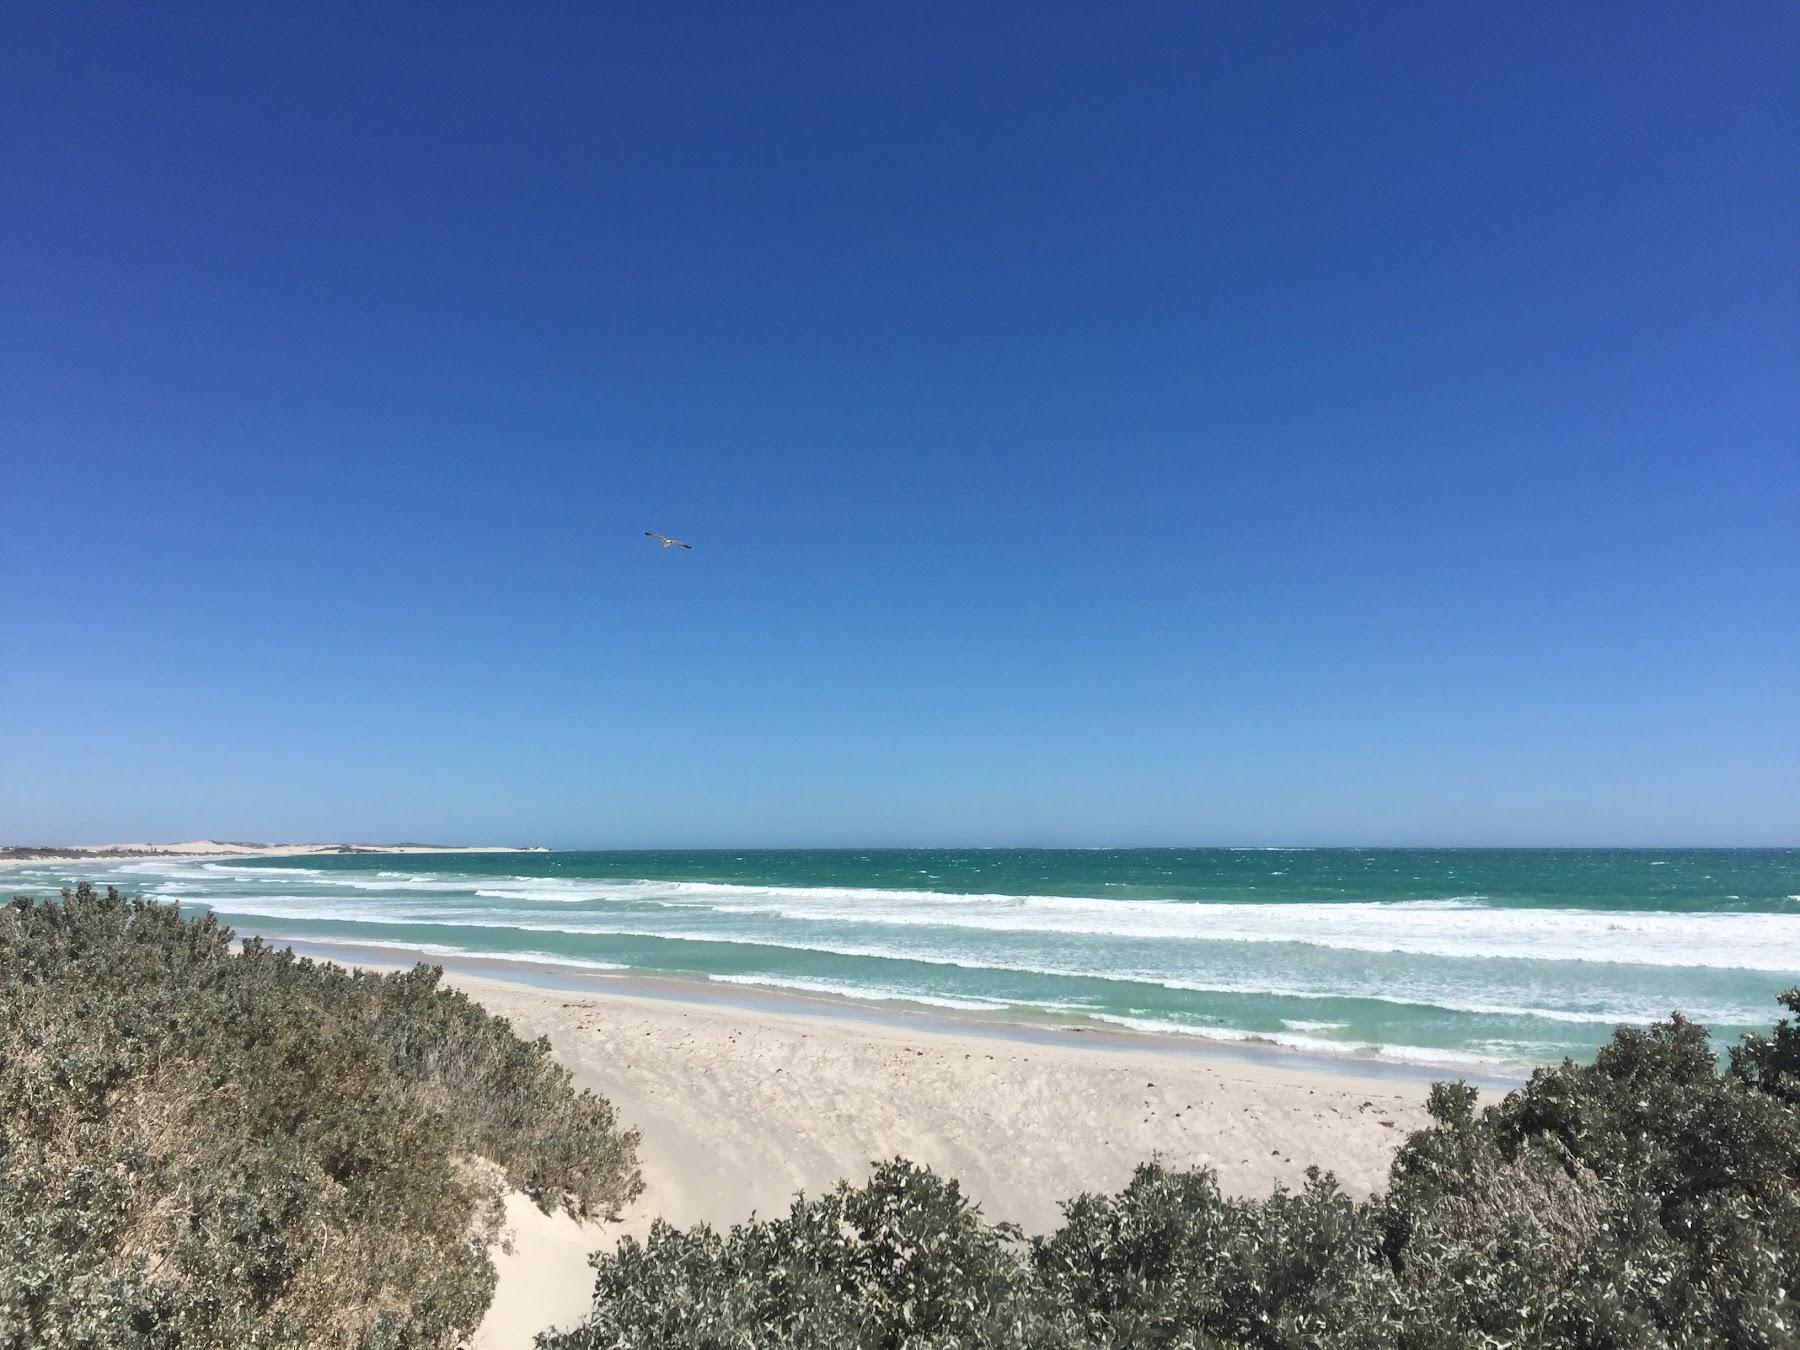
{"left": 545, "top": 992, "right": 1800, "bottom": 1349}
{"left": 0, "top": 884, "right": 642, "bottom": 1349}
{"left": 1031, "top": 1164, "right": 1402, "bottom": 1347}
{"left": 547, "top": 1160, "right": 1043, "bottom": 1349}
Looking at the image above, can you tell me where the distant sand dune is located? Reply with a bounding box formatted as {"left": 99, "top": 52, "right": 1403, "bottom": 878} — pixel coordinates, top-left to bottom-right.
{"left": 0, "top": 839, "right": 544, "bottom": 864}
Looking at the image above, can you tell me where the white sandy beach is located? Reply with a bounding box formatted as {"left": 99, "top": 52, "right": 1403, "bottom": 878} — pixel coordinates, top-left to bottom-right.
{"left": 446, "top": 970, "right": 1437, "bottom": 1346}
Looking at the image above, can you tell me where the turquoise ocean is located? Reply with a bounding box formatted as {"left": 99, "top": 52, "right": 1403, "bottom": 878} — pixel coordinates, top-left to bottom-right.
{"left": 13, "top": 849, "right": 1800, "bottom": 1076}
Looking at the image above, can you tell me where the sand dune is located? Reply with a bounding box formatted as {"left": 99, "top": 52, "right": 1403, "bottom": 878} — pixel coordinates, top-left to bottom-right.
{"left": 0, "top": 839, "right": 541, "bottom": 865}
{"left": 450, "top": 972, "right": 1435, "bottom": 1346}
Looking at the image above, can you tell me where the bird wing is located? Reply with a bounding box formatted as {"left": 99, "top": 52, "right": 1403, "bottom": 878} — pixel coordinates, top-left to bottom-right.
{"left": 645, "top": 532, "right": 668, "bottom": 543}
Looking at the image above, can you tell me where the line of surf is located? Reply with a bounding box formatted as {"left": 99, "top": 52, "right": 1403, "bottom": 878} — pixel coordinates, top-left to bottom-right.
{"left": 181, "top": 899, "right": 1779, "bottom": 1027}
{"left": 167, "top": 881, "right": 1800, "bottom": 974}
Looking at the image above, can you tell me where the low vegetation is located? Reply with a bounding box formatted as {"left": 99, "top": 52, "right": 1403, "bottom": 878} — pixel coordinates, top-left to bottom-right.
{"left": 0, "top": 884, "right": 642, "bottom": 1348}
{"left": 7, "top": 884, "right": 1796, "bottom": 1347}
{"left": 544, "top": 994, "right": 1800, "bottom": 1348}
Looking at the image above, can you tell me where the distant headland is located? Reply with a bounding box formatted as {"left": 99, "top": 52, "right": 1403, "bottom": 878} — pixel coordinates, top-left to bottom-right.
{"left": 0, "top": 839, "right": 548, "bottom": 865}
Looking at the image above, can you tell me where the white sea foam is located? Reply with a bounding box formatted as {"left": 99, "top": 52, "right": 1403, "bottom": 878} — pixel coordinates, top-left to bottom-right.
{"left": 279, "top": 938, "right": 630, "bottom": 973}
{"left": 179, "top": 896, "right": 1772, "bottom": 1028}
{"left": 233, "top": 926, "right": 1532, "bottom": 1071}
{"left": 339, "top": 876, "right": 1800, "bottom": 973}
{"left": 706, "top": 973, "right": 1012, "bottom": 1012}
{"left": 194, "top": 864, "right": 335, "bottom": 878}
{"left": 1081, "top": 1013, "right": 1528, "bottom": 1072}
{"left": 70, "top": 859, "right": 1800, "bottom": 1056}
{"left": 86, "top": 862, "right": 1800, "bottom": 978}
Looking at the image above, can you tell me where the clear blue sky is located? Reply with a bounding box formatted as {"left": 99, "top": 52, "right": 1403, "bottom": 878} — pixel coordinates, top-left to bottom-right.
{"left": 3, "top": 3, "right": 1795, "bottom": 847}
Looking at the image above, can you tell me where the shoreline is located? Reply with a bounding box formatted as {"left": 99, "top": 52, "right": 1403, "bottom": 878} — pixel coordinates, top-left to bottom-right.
{"left": 275, "top": 935, "right": 1528, "bottom": 1091}
{"left": 424, "top": 963, "right": 1443, "bottom": 1345}
{"left": 5, "top": 854, "right": 1583, "bottom": 1086}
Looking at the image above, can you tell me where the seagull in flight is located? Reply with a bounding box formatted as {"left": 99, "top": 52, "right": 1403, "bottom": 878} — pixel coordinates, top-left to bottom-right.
{"left": 644, "top": 531, "right": 693, "bottom": 550}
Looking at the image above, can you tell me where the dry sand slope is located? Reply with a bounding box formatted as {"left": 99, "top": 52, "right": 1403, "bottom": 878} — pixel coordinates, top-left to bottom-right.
{"left": 454, "top": 973, "right": 1435, "bottom": 1346}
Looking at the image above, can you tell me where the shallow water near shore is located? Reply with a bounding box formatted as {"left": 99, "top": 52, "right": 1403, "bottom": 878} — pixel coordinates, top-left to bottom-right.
{"left": 10, "top": 847, "right": 1798, "bottom": 1076}
{"left": 278, "top": 936, "right": 1522, "bottom": 1090}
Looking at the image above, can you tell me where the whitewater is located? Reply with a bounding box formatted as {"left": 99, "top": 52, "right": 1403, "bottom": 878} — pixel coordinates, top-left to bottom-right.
{"left": 8, "top": 847, "right": 1796, "bottom": 1074}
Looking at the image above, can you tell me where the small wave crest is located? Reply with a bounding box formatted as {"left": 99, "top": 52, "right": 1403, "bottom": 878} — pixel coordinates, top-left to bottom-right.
{"left": 1083, "top": 1013, "right": 1530, "bottom": 1072}
{"left": 705, "top": 973, "right": 1012, "bottom": 1012}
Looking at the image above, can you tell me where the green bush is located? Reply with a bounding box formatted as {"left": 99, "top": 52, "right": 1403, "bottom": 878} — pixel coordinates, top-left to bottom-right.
{"left": 0, "top": 884, "right": 642, "bottom": 1349}
{"left": 545, "top": 991, "right": 1800, "bottom": 1349}
{"left": 550, "top": 1160, "right": 1039, "bottom": 1349}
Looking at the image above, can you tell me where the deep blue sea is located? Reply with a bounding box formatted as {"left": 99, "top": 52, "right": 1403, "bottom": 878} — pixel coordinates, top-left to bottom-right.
{"left": 13, "top": 848, "right": 1799, "bottom": 1075}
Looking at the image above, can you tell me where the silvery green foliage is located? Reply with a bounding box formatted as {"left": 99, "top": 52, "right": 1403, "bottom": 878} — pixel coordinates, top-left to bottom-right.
{"left": 0, "top": 885, "right": 642, "bottom": 1348}
{"left": 547, "top": 994, "right": 1800, "bottom": 1349}
{"left": 543, "top": 1159, "right": 1052, "bottom": 1349}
